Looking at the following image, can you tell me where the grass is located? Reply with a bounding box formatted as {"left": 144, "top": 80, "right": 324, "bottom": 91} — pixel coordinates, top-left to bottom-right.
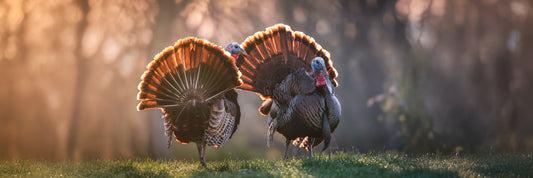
{"left": 1, "top": 152, "right": 532, "bottom": 177}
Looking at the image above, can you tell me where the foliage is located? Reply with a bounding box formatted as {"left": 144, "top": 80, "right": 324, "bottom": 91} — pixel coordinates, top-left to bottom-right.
{"left": 1, "top": 152, "right": 531, "bottom": 177}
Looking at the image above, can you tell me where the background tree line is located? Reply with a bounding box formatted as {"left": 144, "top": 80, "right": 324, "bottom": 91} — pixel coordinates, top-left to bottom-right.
{"left": 1, "top": 0, "right": 532, "bottom": 160}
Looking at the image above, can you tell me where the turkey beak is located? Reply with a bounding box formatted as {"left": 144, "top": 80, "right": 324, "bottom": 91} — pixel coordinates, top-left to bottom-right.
{"left": 239, "top": 47, "right": 248, "bottom": 56}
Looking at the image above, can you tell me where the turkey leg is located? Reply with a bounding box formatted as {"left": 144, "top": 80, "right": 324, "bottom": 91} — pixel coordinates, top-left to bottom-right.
{"left": 283, "top": 139, "right": 291, "bottom": 160}
{"left": 308, "top": 142, "right": 314, "bottom": 158}
{"left": 197, "top": 143, "right": 207, "bottom": 167}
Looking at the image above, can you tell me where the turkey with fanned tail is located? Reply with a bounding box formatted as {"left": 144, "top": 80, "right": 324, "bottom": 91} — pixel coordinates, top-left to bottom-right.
{"left": 237, "top": 24, "right": 341, "bottom": 159}
{"left": 137, "top": 37, "right": 246, "bottom": 167}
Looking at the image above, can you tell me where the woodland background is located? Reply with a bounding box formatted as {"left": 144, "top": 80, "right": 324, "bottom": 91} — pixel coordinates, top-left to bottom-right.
{"left": 1, "top": 0, "right": 532, "bottom": 161}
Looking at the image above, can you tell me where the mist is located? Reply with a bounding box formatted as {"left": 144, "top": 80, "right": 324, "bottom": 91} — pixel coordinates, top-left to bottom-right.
{"left": 1, "top": 0, "right": 532, "bottom": 161}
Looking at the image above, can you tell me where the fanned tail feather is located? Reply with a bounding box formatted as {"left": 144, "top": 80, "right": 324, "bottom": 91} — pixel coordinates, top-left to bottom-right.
{"left": 238, "top": 24, "right": 338, "bottom": 98}
{"left": 137, "top": 37, "right": 242, "bottom": 111}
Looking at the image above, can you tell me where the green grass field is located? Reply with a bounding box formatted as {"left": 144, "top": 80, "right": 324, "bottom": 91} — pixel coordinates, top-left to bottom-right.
{"left": 1, "top": 152, "right": 531, "bottom": 177}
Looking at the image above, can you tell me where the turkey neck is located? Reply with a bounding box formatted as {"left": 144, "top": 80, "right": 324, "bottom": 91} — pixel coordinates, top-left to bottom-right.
{"left": 314, "top": 71, "right": 333, "bottom": 95}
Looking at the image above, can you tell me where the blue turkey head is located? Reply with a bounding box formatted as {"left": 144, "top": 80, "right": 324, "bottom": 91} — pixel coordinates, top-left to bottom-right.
{"left": 311, "top": 57, "right": 333, "bottom": 93}
{"left": 225, "top": 42, "right": 247, "bottom": 59}
{"left": 312, "top": 57, "right": 329, "bottom": 88}
{"left": 312, "top": 57, "right": 326, "bottom": 73}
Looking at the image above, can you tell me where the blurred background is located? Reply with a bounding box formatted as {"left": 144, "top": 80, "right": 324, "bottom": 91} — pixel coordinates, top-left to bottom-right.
{"left": 1, "top": 0, "right": 533, "bottom": 161}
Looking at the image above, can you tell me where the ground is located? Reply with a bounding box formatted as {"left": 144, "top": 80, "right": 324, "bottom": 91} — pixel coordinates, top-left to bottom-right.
{"left": 1, "top": 152, "right": 531, "bottom": 177}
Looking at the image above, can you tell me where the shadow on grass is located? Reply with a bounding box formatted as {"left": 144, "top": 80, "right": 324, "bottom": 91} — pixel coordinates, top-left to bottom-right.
{"left": 475, "top": 164, "right": 532, "bottom": 177}
{"left": 471, "top": 154, "right": 533, "bottom": 177}
{"left": 298, "top": 157, "right": 459, "bottom": 177}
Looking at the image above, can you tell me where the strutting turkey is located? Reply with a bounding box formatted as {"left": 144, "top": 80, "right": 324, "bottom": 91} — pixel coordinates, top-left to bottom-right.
{"left": 137, "top": 37, "right": 246, "bottom": 167}
{"left": 237, "top": 24, "right": 341, "bottom": 159}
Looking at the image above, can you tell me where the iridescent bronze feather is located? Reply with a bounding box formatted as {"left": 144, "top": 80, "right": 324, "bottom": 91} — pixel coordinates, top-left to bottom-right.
{"left": 137, "top": 37, "right": 244, "bottom": 167}
{"left": 238, "top": 24, "right": 341, "bottom": 159}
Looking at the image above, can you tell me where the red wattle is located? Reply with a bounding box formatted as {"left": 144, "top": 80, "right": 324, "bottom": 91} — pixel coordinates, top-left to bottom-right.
{"left": 316, "top": 75, "right": 327, "bottom": 87}
{"left": 231, "top": 53, "right": 238, "bottom": 59}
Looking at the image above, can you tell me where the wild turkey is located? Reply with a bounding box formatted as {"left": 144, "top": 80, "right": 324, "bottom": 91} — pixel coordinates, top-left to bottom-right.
{"left": 237, "top": 24, "right": 341, "bottom": 159}
{"left": 137, "top": 37, "right": 246, "bottom": 167}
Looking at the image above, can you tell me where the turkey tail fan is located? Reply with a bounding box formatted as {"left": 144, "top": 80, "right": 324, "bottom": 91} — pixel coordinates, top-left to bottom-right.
{"left": 238, "top": 24, "right": 338, "bottom": 98}
{"left": 137, "top": 37, "right": 242, "bottom": 111}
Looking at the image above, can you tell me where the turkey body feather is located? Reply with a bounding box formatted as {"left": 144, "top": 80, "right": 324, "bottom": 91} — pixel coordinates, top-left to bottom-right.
{"left": 238, "top": 24, "right": 341, "bottom": 159}
{"left": 137, "top": 37, "right": 243, "bottom": 167}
